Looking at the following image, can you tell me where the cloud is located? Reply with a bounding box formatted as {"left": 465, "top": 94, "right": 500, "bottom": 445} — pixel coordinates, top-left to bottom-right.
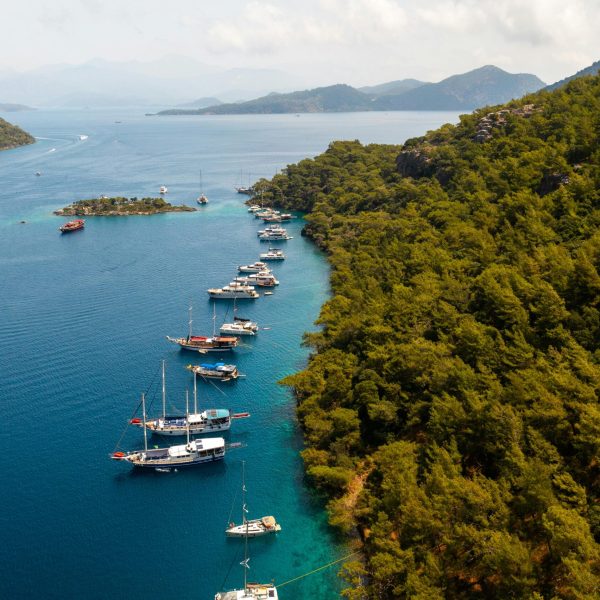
{"left": 205, "top": 0, "right": 407, "bottom": 55}
{"left": 416, "top": 0, "right": 594, "bottom": 47}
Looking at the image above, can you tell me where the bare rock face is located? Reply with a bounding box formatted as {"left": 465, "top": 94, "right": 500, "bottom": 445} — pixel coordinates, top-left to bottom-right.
{"left": 537, "top": 172, "right": 570, "bottom": 196}
{"left": 473, "top": 104, "right": 539, "bottom": 143}
{"left": 396, "top": 148, "right": 435, "bottom": 179}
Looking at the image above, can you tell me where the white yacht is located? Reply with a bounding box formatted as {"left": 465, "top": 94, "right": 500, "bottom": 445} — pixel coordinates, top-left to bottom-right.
{"left": 220, "top": 316, "right": 259, "bottom": 336}
{"left": 215, "top": 584, "right": 278, "bottom": 600}
{"left": 159, "top": 185, "right": 168, "bottom": 194}
{"left": 208, "top": 283, "right": 259, "bottom": 299}
{"left": 216, "top": 463, "right": 280, "bottom": 600}
{"left": 258, "top": 232, "right": 292, "bottom": 241}
{"left": 238, "top": 262, "right": 270, "bottom": 273}
{"left": 197, "top": 170, "right": 208, "bottom": 204}
{"left": 259, "top": 248, "right": 286, "bottom": 261}
{"left": 257, "top": 226, "right": 286, "bottom": 236}
{"left": 247, "top": 205, "right": 261, "bottom": 213}
{"left": 234, "top": 273, "right": 278, "bottom": 287}
{"left": 226, "top": 462, "right": 281, "bottom": 538}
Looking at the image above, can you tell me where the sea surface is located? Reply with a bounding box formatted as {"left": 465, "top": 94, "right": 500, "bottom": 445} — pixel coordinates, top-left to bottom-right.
{"left": 0, "top": 108, "right": 460, "bottom": 599}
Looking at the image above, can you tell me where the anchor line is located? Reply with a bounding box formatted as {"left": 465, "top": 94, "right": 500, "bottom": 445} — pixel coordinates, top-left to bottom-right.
{"left": 219, "top": 539, "right": 244, "bottom": 592}
{"left": 277, "top": 551, "right": 362, "bottom": 589}
{"left": 112, "top": 361, "right": 162, "bottom": 453}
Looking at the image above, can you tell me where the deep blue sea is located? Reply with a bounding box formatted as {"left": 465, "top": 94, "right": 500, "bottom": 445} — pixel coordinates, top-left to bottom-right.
{"left": 0, "top": 108, "right": 459, "bottom": 599}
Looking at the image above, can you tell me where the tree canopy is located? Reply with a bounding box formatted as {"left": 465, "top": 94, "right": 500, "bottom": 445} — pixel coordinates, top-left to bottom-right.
{"left": 267, "top": 75, "right": 600, "bottom": 598}
{"left": 0, "top": 117, "right": 34, "bottom": 151}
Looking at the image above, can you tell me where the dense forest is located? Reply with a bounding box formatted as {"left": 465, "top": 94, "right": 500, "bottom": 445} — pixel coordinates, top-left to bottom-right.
{"left": 258, "top": 75, "right": 600, "bottom": 598}
{"left": 0, "top": 117, "right": 34, "bottom": 150}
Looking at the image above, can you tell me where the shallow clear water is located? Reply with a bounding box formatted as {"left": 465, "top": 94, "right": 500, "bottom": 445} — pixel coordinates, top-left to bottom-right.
{"left": 0, "top": 108, "right": 459, "bottom": 599}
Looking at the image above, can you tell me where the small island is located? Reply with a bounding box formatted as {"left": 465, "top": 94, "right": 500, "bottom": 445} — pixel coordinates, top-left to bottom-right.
{"left": 54, "top": 196, "right": 197, "bottom": 216}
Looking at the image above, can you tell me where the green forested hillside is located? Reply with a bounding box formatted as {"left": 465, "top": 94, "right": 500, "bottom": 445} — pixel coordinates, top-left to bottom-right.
{"left": 0, "top": 117, "right": 34, "bottom": 150}
{"left": 260, "top": 75, "right": 600, "bottom": 598}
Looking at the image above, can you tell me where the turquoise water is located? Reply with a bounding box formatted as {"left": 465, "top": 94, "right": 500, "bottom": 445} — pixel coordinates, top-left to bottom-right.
{"left": 0, "top": 109, "right": 459, "bottom": 599}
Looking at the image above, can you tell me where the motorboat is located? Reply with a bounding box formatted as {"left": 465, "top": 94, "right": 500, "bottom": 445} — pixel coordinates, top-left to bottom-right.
{"left": 238, "top": 262, "right": 270, "bottom": 273}
{"left": 259, "top": 248, "right": 286, "bottom": 261}
{"left": 208, "top": 283, "right": 259, "bottom": 299}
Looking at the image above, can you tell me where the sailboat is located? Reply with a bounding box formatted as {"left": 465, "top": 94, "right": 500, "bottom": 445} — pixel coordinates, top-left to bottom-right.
{"left": 131, "top": 361, "right": 248, "bottom": 436}
{"left": 112, "top": 392, "right": 226, "bottom": 469}
{"left": 197, "top": 170, "right": 208, "bottom": 205}
{"left": 235, "top": 169, "right": 253, "bottom": 195}
{"left": 226, "top": 461, "right": 281, "bottom": 538}
{"left": 167, "top": 305, "right": 239, "bottom": 352}
{"left": 216, "top": 463, "right": 279, "bottom": 600}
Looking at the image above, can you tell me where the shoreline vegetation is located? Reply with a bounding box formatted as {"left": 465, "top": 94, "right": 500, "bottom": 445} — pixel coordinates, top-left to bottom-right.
{"left": 54, "top": 197, "right": 197, "bottom": 216}
{"left": 0, "top": 117, "right": 35, "bottom": 151}
{"left": 258, "top": 74, "right": 600, "bottom": 598}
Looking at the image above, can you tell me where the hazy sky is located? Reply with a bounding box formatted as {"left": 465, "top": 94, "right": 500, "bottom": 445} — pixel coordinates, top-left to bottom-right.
{"left": 3, "top": 0, "right": 600, "bottom": 85}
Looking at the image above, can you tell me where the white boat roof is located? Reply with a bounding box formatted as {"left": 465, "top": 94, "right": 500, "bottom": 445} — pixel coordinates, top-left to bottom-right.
{"left": 190, "top": 437, "right": 225, "bottom": 451}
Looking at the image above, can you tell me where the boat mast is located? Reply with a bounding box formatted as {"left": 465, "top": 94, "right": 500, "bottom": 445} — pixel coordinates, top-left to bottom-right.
{"left": 162, "top": 360, "right": 166, "bottom": 420}
{"left": 193, "top": 368, "right": 198, "bottom": 414}
{"left": 243, "top": 460, "right": 249, "bottom": 592}
{"left": 186, "top": 389, "right": 190, "bottom": 446}
{"left": 142, "top": 393, "right": 148, "bottom": 452}
{"left": 188, "top": 305, "right": 193, "bottom": 340}
{"left": 212, "top": 301, "right": 216, "bottom": 337}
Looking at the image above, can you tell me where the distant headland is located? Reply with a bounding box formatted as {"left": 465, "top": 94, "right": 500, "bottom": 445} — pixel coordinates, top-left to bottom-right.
{"left": 54, "top": 197, "right": 197, "bottom": 216}
{"left": 0, "top": 117, "right": 35, "bottom": 151}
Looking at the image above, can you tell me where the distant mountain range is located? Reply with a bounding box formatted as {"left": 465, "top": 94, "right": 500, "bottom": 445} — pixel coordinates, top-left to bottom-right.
{"left": 0, "top": 102, "right": 34, "bottom": 112}
{"left": 358, "top": 79, "right": 427, "bottom": 96}
{"left": 0, "top": 56, "right": 311, "bottom": 107}
{"left": 157, "top": 66, "right": 545, "bottom": 115}
{"left": 176, "top": 97, "right": 223, "bottom": 109}
{"left": 158, "top": 84, "right": 373, "bottom": 115}
{"left": 544, "top": 60, "right": 600, "bottom": 92}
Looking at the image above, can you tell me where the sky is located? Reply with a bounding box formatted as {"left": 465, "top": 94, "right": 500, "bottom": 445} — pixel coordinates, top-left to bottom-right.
{"left": 2, "top": 0, "right": 600, "bottom": 86}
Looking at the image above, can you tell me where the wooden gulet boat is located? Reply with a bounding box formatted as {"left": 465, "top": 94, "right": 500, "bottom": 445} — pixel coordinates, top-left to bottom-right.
{"left": 112, "top": 392, "right": 227, "bottom": 469}
{"left": 167, "top": 306, "right": 239, "bottom": 352}
{"left": 186, "top": 362, "right": 240, "bottom": 381}
{"left": 130, "top": 361, "right": 249, "bottom": 437}
{"left": 59, "top": 219, "right": 85, "bottom": 233}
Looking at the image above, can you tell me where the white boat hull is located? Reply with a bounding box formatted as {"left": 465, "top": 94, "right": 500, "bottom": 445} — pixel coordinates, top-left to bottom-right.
{"left": 220, "top": 327, "right": 256, "bottom": 336}
{"left": 208, "top": 292, "right": 258, "bottom": 299}
{"left": 148, "top": 421, "right": 231, "bottom": 435}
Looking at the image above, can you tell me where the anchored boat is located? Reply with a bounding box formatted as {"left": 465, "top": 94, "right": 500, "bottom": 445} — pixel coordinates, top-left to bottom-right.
{"left": 131, "top": 361, "right": 247, "bottom": 436}
{"left": 112, "top": 392, "right": 226, "bottom": 468}
{"left": 187, "top": 362, "right": 240, "bottom": 381}
{"left": 259, "top": 248, "right": 286, "bottom": 261}
{"left": 208, "top": 282, "right": 259, "bottom": 300}
{"left": 197, "top": 169, "right": 208, "bottom": 204}
{"left": 167, "top": 306, "right": 239, "bottom": 351}
{"left": 226, "top": 462, "right": 281, "bottom": 538}
{"left": 216, "top": 462, "right": 279, "bottom": 599}
{"left": 238, "top": 262, "right": 270, "bottom": 273}
{"left": 59, "top": 219, "right": 85, "bottom": 233}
